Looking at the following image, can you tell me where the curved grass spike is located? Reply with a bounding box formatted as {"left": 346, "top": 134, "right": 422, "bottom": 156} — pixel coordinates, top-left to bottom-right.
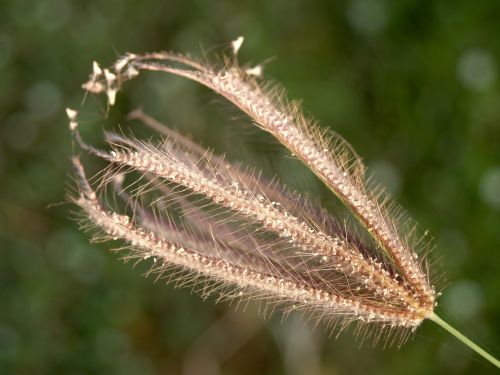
{"left": 69, "top": 38, "right": 499, "bottom": 366}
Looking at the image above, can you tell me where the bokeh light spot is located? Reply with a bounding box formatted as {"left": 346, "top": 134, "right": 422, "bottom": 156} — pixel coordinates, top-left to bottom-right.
{"left": 24, "top": 81, "right": 62, "bottom": 119}
{"left": 346, "top": 0, "right": 388, "bottom": 35}
{"left": 442, "top": 280, "right": 484, "bottom": 320}
{"left": 457, "top": 48, "right": 497, "bottom": 92}
{"left": 479, "top": 166, "right": 500, "bottom": 209}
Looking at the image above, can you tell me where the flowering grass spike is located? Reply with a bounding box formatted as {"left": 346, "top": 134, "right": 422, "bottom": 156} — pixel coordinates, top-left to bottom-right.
{"left": 68, "top": 38, "right": 499, "bottom": 367}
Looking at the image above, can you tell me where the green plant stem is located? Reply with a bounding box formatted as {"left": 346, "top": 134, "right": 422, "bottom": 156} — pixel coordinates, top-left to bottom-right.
{"left": 429, "top": 313, "right": 500, "bottom": 368}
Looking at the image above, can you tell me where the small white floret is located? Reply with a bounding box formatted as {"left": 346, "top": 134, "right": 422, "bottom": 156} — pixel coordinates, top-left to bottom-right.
{"left": 125, "top": 65, "right": 139, "bottom": 78}
{"left": 107, "top": 88, "right": 117, "bottom": 106}
{"left": 92, "top": 61, "right": 102, "bottom": 77}
{"left": 103, "top": 68, "right": 116, "bottom": 84}
{"left": 65, "top": 107, "right": 78, "bottom": 121}
{"left": 231, "top": 36, "right": 244, "bottom": 55}
{"left": 115, "top": 57, "right": 128, "bottom": 72}
{"left": 245, "top": 65, "right": 263, "bottom": 77}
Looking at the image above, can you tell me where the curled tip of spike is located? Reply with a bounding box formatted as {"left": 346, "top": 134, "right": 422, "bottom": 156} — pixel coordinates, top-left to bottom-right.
{"left": 231, "top": 36, "right": 244, "bottom": 55}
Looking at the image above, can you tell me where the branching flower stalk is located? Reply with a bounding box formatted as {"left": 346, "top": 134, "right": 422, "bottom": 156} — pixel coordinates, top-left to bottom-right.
{"left": 68, "top": 38, "right": 499, "bottom": 366}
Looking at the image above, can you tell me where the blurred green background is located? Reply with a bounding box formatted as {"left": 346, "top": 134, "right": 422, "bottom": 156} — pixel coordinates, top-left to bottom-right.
{"left": 1, "top": 0, "right": 499, "bottom": 374}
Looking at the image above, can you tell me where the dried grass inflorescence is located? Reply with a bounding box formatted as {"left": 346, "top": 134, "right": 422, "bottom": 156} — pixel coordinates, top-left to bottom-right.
{"left": 69, "top": 38, "right": 438, "bottom": 345}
